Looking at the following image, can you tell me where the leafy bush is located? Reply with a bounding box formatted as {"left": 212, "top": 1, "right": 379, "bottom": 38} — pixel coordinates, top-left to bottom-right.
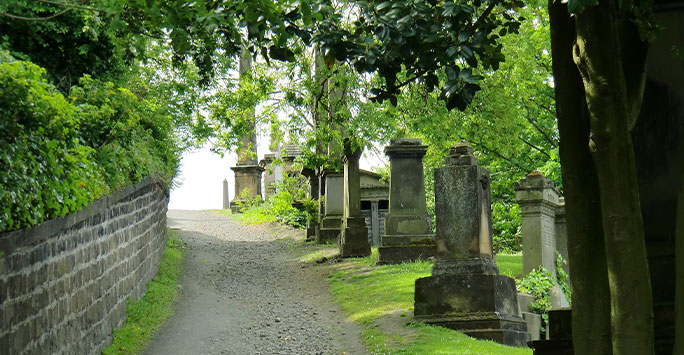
{"left": 0, "top": 60, "right": 181, "bottom": 232}
{"left": 492, "top": 202, "right": 522, "bottom": 253}
{"left": 556, "top": 252, "right": 572, "bottom": 305}
{"left": 239, "top": 175, "right": 316, "bottom": 229}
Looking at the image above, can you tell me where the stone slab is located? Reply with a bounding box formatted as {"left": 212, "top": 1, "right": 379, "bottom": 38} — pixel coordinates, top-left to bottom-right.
{"left": 522, "top": 311, "right": 542, "bottom": 341}
{"left": 340, "top": 225, "right": 370, "bottom": 258}
{"left": 380, "top": 234, "right": 435, "bottom": 246}
{"left": 414, "top": 274, "right": 520, "bottom": 318}
{"left": 318, "top": 228, "right": 340, "bottom": 243}
{"left": 414, "top": 315, "right": 529, "bottom": 347}
{"left": 321, "top": 216, "right": 342, "bottom": 229}
{"left": 431, "top": 258, "right": 498, "bottom": 276}
{"left": 517, "top": 293, "right": 535, "bottom": 314}
{"left": 377, "top": 245, "right": 437, "bottom": 264}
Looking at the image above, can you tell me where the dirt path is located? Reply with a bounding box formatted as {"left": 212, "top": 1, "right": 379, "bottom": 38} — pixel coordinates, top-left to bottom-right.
{"left": 144, "top": 210, "right": 366, "bottom": 355}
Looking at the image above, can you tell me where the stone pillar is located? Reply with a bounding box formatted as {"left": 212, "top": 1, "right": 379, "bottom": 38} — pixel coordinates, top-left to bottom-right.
{"left": 222, "top": 179, "right": 229, "bottom": 209}
{"left": 318, "top": 171, "right": 344, "bottom": 243}
{"left": 414, "top": 142, "right": 529, "bottom": 347}
{"left": 514, "top": 172, "right": 569, "bottom": 309}
{"left": 340, "top": 144, "right": 371, "bottom": 257}
{"left": 514, "top": 172, "right": 560, "bottom": 277}
{"left": 378, "top": 138, "right": 436, "bottom": 263}
{"left": 555, "top": 197, "right": 569, "bottom": 276}
{"left": 370, "top": 201, "right": 380, "bottom": 246}
{"left": 230, "top": 48, "right": 264, "bottom": 212}
{"left": 301, "top": 167, "right": 319, "bottom": 241}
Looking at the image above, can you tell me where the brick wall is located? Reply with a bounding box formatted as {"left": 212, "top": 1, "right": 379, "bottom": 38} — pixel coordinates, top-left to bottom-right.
{"left": 0, "top": 176, "right": 169, "bottom": 354}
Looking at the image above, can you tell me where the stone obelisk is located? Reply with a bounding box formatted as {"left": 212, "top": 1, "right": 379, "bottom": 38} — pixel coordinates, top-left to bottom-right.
{"left": 230, "top": 48, "right": 264, "bottom": 212}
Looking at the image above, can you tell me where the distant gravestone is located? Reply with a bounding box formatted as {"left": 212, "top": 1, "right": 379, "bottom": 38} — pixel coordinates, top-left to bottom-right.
{"left": 339, "top": 143, "right": 371, "bottom": 257}
{"left": 318, "top": 172, "right": 344, "bottom": 243}
{"left": 414, "top": 142, "right": 529, "bottom": 347}
{"left": 222, "top": 179, "right": 229, "bottom": 209}
{"left": 301, "top": 167, "right": 319, "bottom": 241}
{"left": 514, "top": 172, "right": 569, "bottom": 309}
{"left": 377, "top": 138, "right": 436, "bottom": 263}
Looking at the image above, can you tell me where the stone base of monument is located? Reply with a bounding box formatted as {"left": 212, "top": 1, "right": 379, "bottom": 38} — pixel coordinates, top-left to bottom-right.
{"left": 340, "top": 217, "right": 370, "bottom": 257}
{"left": 318, "top": 216, "right": 342, "bottom": 243}
{"left": 229, "top": 201, "right": 242, "bottom": 214}
{"left": 377, "top": 234, "right": 436, "bottom": 264}
{"left": 414, "top": 273, "right": 529, "bottom": 347}
{"left": 306, "top": 227, "right": 316, "bottom": 241}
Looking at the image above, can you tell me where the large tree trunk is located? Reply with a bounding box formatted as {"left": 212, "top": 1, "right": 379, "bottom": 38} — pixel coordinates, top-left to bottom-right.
{"left": 547, "top": 2, "right": 613, "bottom": 354}
{"left": 675, "top": 143, "right": 684, "bottom": 353}
{"left": 572, "top": 1, "right": 654, "bottom": 354}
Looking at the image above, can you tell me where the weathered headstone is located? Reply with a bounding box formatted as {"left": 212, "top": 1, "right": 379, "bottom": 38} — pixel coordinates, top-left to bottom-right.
{"left": 222, "top": 179, "right": 229, "bottom": 209}
{"left": 414, "top": 142, "right": 529, "bottom": 347}
{"left": 514, "top": 172, "right": 560, "bottom": 276}
{"left": 340, "top": 143, "right": 371, "bottom": 257}
{"left": 378, "top": 138, "right": 436, "bottom": 263}
{"left": 514, "top": 172, "right": 569, "bottom": 308}
{"left": 318, "top": 171, "right": 344, "bottom": 243}
{"left": 230, "top": 48, "right": 263, "bottom": 212}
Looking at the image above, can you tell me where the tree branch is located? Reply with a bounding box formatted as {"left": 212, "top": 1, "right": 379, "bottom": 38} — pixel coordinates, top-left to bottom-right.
{"left": 519, "top": 136, "right": 552, "bottom": 159}
{"left": 0, "top": 0, "right": 101, "bottom": 21}
{"left": 466, "top": 136, "right": 532, "bottom": 172}
{"left": 522, "top": 100, "right": 558, "bottom": 148}
{"left": 471, "top": 2, "right": 497, "bottom": 30}
{"left": 33, "top": 0, "right": 105, "bottom": 13}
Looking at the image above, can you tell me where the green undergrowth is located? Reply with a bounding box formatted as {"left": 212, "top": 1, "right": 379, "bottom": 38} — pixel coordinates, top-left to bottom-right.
{"left": 324, "top": 249, "right": 530, "bottom": 354}
{"left": 103, "top": 229, "right": 184, "bottom": 355}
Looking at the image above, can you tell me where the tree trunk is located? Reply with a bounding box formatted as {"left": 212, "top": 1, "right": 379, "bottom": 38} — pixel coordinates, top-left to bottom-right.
{"left": 573, "top": 2, "right": 654, "bottom": 354}
{"left": 547, "top": 2, "right": 613, "bottom": 354}
{"left": 675, "top": 143, "right": 684, "bottom": 353}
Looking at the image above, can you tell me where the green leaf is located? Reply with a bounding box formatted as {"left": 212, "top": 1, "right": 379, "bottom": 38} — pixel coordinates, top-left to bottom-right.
{"left": 567, "top": 0, "right": 599, "bottom": 14}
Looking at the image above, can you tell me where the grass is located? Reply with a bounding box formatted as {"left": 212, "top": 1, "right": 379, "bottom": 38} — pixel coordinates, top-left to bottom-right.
{"left": 102, "top": 229, "right": 184, "bottom": 355}
{"left": 496, "top": 253, "right": 523, "bottom": 278}
{"left": 323, "top": 249, "right": 530, "bottom": 354}
{"left": 209, "top": 207, "right": 278, "bottom": 225}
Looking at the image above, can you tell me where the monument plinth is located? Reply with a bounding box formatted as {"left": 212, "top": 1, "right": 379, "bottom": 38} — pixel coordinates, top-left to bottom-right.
{"left": 340, "top": 144, "right": 371, "bottom": 257}
{"left": 378, "top": 138, "right": 436, "bottom": 263}
{"left": 414, "top": 142, "right": 529, "bottom": 347}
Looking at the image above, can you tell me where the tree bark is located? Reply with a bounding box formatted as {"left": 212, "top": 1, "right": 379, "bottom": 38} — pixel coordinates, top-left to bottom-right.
{"left": 675, "top": 138, "right": 684, "bottom": 354}
{"left": 547, "top": 2, "right": 613, "bottom": 354}
{"left": 572, "top": 1, "right": 654, "bottom": 354}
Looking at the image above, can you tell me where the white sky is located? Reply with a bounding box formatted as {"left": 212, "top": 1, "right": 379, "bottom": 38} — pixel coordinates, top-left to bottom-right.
{"left": 168, "top": 143, "right": 386, "bottom": 210}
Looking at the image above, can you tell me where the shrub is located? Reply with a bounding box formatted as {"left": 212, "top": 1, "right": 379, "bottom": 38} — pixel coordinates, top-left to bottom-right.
{"left": 492, "top": 202, "right": 522, "bottom": 253}
{"left": 0, "top": 60, "right": 181, "bottom": 232}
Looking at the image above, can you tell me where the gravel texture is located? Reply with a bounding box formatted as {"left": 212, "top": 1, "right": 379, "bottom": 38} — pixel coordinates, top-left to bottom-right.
{"left": 144, "top": 210, "right": 365, "bottom": 355}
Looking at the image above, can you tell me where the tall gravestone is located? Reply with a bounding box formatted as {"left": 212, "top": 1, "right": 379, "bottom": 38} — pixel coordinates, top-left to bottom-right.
{"left": 340, "top": 143, "right": 371, "bottom": 257}
{"left": 414, "top": 142, "right": 529, "bottom": 347}
{"left": 378, "top": 138, "right": 436, "bottom": 263}
{"left": 230, "top": 48, "right": 264, "bottom": 212}
{"left": 318, "top": 171, "right": 344, "bottom": 243}
{"left": 514, "top": 172, "right": 569, "bottom": 309}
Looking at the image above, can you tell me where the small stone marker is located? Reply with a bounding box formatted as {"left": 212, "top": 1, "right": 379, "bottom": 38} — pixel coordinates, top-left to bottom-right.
{"left": 339, "top": 142, "right": 371, "bottom": 257}
{"left": 413, "top": 141, "right": 529, "bottom": 347}
{"left": 377, "top": 138, "right": 436, "bottom": 263}
{"left": 222, "top": 179, "right": 229, "bottom": 209}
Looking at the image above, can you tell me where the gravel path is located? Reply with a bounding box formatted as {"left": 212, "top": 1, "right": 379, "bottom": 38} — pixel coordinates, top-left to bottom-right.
{"left": 144, "top": 210, "right": 366, "bottom": 355}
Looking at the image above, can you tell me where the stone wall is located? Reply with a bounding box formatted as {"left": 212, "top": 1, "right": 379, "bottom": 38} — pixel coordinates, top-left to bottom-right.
{"left": 0, "top": 176, "right": 169, "bottom": 355}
